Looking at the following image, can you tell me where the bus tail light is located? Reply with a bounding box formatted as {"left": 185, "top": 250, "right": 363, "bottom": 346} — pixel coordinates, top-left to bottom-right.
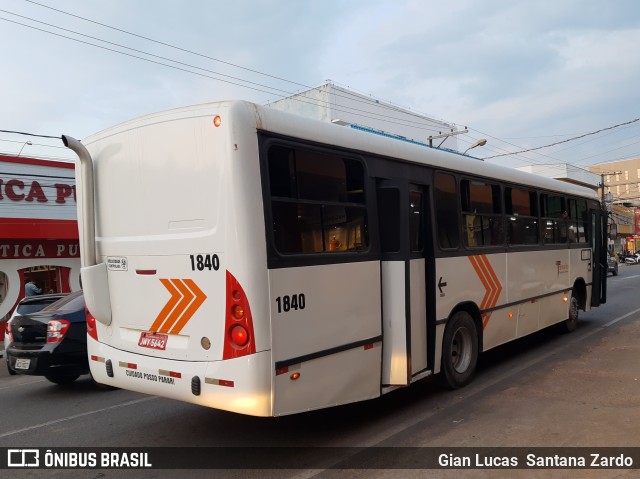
{"left": 86, "top": 308, "right": 99, "bottom": 341}
{"left": 47, "top": 319, "right": 70, "bottom": 344}
{"left": 230, "top": 325, "right": 249, "bottom": 347}
{"left": 223, "top": 270, "right": 256, "bottom": 359}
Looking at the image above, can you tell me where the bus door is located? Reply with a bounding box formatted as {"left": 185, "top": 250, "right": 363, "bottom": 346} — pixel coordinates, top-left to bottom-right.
{"left": 377, "top": 181, "right": 434, "bottom": 386}
{"left": 591, "top": 208, "right": 607, "bottom": 306}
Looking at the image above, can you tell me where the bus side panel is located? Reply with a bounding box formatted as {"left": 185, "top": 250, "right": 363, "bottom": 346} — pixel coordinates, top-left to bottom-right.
{"left": 273, "top": 343, "right": 381, "bottom": 416}
{"left": 269, "top": 261, "right": 381, "bottom": 415}
{"left": 539, "top": 249, "right": 571, "bottom": 329}
{"left": 436, "top": 254, "right": 511, "bottom": 352}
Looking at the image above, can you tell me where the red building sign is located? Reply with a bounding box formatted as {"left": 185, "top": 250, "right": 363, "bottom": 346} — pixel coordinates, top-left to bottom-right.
{"left": 0, "top": 154, "right": 80, "bottom": 351}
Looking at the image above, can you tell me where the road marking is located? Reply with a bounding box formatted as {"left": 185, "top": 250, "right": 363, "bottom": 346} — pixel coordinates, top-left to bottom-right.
{"left": 0, "top": 396, "right": 157, "bottom": 439}
{"left": 0, "top": 378, "right": 45, "bottom": 391}
{"left": 619, "top": 274, "right": 640, "bottom": 281}
{"left": 602, "top": 306, "right": 640, "bottom": 328}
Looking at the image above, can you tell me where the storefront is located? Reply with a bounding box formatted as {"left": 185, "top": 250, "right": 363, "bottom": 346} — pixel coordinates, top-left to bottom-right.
{"left": 0, "top": 154, "right": 80, "bottom": 354}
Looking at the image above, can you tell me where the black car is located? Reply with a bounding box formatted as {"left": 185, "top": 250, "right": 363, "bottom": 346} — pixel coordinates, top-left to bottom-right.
{"left": 4, "top": 293, "right": 68, "bottom": 375}
{"left": 5, "top": 291, "right": 89, "bottom": 385}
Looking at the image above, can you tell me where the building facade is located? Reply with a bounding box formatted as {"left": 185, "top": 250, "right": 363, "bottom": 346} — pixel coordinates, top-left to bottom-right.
{"left": 266, "top": 81, "right": 460, "bottom": 151}
{"left": 0, "top": 154, "right": 80, "bottom": 354}
{"left": 590, "top": 158, "right": 640, "bottom": 253}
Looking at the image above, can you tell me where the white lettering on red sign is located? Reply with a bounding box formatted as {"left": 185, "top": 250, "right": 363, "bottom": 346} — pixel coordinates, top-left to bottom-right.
{"left": 0, "top": 241, "right": 79, "bottom": 259}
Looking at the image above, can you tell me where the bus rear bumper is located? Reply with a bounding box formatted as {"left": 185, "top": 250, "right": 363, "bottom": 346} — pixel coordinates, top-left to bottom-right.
{"left": 88, "top": 338, "right": 273, "bottom": 416}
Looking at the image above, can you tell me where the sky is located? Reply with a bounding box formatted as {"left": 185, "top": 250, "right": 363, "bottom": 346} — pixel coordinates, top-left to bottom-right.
{"left": 1, "top": 0, "right": 640, "bottom": 172}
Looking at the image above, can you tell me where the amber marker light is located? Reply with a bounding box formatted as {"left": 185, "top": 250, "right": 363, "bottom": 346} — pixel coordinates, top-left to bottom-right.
{"left": 213, "top": 115, "right": 222, "bottom": 127}
{"left": 290, "top": 372, "right": 301, "bottom": 381}
{"left": 563, "top": 296, "right": 568, "bottom": 303}
{"left": 231, "top": 304, "right": 245, "bottom": 320}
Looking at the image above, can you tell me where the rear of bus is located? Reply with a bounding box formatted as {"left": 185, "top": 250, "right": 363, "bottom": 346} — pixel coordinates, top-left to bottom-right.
{"left": 68, "top": 101, "right": 274, "bottom": 416}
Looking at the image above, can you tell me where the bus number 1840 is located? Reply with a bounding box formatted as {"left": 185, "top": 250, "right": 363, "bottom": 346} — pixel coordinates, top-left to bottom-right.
{"left": 189, "top": 254, "right": 220, "bottom": 271}
{"left": 275, "top": 294, "right": 306, "bottom": 313}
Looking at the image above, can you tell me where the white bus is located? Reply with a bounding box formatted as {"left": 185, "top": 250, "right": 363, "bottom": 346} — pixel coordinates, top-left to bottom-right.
{"left": 63, "top": 100, "right": 607, "bottom": 417}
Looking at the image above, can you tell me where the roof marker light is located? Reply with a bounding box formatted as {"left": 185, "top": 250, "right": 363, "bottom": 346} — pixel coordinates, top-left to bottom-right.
{"left": 213, "top": 115, "right": 222, "bottom": 127}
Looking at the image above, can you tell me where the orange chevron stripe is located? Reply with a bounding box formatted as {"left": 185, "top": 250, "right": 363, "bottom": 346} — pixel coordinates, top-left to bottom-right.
{"left": 159, "top": 279, "right": 195, "bottom": 333}
{"left": 469, "top": 255, "right": 492, "bottom": 310}
{"left": 151, "top": 278, "right": 181, "bottom": 332}
{"left": 152, "top": 279, "right": 207, "bottom": 335}
{"left": 168, "top": 279, "right": 207, "bottom": 335}
{"left": 469, "top": 255, "right": 503, "bottom": 329}
{"left": 478, "top": 255, "right": 502, "bottom": 309}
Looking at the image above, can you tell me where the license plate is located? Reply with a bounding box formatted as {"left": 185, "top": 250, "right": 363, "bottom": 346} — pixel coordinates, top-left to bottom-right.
{"left": 15, "top": 358, "right": 31, "bottom": 370}
{"left": 138, "top": 332, "right": 168, "bottom": 350}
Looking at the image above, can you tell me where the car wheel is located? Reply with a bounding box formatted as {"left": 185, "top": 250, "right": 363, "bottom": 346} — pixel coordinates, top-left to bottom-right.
{"left": 440, "top": 311, "right": 479, "bottom": 389}
{"left": 7, "top": 362, "right": 16, "bottom": 375}
{"left": 45, "top": 374, "right": 80, "bottom": 385}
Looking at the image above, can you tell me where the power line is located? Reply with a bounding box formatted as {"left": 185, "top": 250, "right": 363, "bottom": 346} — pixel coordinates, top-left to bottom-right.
{"left": 24, "top": 0, "right": 310, "bottom": 90}
{"left": 11, "top": 2, "right": 640, "bottom": 169}
{"left": 0, "top": 129, "right": 61, "bottom": 139}
{"left": 482, "top": 118, "right": 640, "bottom": 160}
{"left": 10, "top": 6, "right": 454, "bottom": 133}
{"left": 0, "top": 15, "right": 456, "bottom": 139}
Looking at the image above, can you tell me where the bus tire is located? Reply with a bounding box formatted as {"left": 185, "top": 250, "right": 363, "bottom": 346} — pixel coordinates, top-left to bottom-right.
{"left": 562, "top": 293, "right": 579, "bottom": 333}
{"left": 440, "top": 311, "right": 479, "bottom": 389}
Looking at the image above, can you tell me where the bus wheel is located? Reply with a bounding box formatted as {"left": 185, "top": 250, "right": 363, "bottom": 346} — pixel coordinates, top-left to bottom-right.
{"left": 562, "top": 294, "right": 579, "bottom": 333}
{"left": 440, "top": 311, "right": 479, "bottom": 389}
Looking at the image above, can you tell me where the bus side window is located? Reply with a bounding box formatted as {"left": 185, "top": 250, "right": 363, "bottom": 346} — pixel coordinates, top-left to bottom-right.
{"left": 434, "top": 173, "right": 459, "bottom": 249}
{"left": 569, "top": 198, "right": 589, "bottom": 243}
{"left": 540, "top": 194, "right": 566, "bottom": 244}
{"left": 267, "top": 144, "right": 368, "bottom": 255}
{"left": 505, "top": 187, "right": 538, "bottom": 245}
{"left": 461, "top": 179, "right": 503, "bottom": 247}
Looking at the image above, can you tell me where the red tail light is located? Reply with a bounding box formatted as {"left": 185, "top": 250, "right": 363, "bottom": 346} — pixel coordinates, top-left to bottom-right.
{"left": 223, "top": 270, "right": 256, "bottom": 359}
{"left": 47, "top": 319, "right": 70, "bottom": 344}
{"left": 86, "top": 308, "right": 98, "bottom": 341}
{"left": 5, "top": 321, "right": 12, "bottom": 344}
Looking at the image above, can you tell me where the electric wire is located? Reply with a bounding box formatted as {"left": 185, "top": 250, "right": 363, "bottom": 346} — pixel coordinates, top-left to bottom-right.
{"left": 4, "top": 3, "right": 640, "bottom": 168}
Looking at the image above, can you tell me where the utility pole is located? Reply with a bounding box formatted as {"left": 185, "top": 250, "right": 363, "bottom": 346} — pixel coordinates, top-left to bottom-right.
{"left": 599, "top": 171, "right": 622, "bottom": 255}
{"left": 599, "top": 171, "right": 621, "bottom": 208}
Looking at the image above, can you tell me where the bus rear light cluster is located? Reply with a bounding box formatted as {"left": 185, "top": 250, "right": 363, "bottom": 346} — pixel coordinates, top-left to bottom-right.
{"left": 223, "top": 270, "right": 256, "bottom": 359}
{"left": 47, "top": 319, "right": 70, "bottom": 344}
{"left": 86, "top": 307, "right": 99, "bottom": 341}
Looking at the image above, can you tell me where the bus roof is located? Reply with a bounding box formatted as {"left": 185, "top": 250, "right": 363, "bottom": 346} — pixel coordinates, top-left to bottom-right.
{"left": 84, "top": 100, "right": 599, "bottom": 200}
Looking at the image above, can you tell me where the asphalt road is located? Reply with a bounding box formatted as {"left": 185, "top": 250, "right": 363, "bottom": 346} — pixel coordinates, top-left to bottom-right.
{"left": 1, "top": 264, "right": 639, "bottom": 479}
